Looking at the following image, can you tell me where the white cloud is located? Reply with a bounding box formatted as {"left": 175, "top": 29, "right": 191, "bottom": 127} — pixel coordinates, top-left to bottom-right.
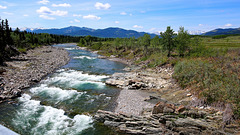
{"left": 120, "top": 12, "right": 127, "bottom": 15}
{"left": 70, "top": 21, "right": 74, "bottom": 23}
{"left": 224, "top": 23, "right": 233, "bottom": 27}
{"left": 38, "top": 0, "right": 50, "bottom": 5}
{"left": 23, "top": 14, "right": 29, "bottom": 17}
{"left": 36, "top": 6, "right": 68, "bottom": 16}
{"left": 199, "top": 24, "right": 203, "bottom": 26}
{"left": 133, "top": 25, "right": 143, "bottom": 29}
{"left": 52, "top": 3, "right": 71, "bottom": 7}
{"left": 73, "top": 14, "right": 82, "bottom": 17}
{"left": 83, "top": 15, "right": 101, "bottom": 20}
{"left": 3, "top": 12, "right": 13, "bottom": 15}
{"left": 39, "top": 15, "right": 55, "bottom": 20}
{"left": 95, "top": 2, "right": 111, "bottom": 10}
{"left": 74, "top": 19, "right": 80, "bottom": 22}
{"left": 0, "top": 5, "right": 7, "bottom": 9}
{"left": 115, "top": 21, "right": 119, "bottom": 24}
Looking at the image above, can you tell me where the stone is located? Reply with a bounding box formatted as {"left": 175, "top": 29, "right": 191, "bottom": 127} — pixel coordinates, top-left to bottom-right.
{"left": 104, "top": 121, "right": 121, "bottom": 127}
{"left": 176, "top": 105, "right": 186, "bottom": 113}
{"left": 152, "top": 101, "right": 166, "bottom": 114}
{"left": 174, "top": 117, "right": 210, "bottom": 130}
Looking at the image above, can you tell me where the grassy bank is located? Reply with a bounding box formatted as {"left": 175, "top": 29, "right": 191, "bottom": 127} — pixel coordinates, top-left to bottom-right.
{"left": 78, "top": 34, "right": 240, "bottom": 121}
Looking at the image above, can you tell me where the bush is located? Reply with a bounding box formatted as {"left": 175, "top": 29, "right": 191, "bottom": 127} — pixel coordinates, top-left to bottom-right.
{"left": 173, "top": 59, "right": 240, "bottom": 117}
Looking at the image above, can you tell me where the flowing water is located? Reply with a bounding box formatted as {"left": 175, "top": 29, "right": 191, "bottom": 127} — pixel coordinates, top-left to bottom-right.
{"left": 0, "top": 44, "right": 126, "bottom": 135}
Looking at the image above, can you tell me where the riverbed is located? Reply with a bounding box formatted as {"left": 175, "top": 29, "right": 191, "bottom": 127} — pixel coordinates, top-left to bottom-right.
{"left": 0, "top": 44, "right": 127, "bottom": 135}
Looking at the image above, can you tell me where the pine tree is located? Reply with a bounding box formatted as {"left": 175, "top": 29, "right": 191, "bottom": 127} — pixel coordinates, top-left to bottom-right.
{"left": 160, "top": 26, "right": 175, "bottom": 57}
{"left": 5, "top": 19, "right": 14, "bottom": 46}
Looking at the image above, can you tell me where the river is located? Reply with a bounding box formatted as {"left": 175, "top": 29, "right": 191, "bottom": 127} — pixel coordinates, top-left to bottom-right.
{"left": 0, "top": 44, "right": 126, "bottom": 135}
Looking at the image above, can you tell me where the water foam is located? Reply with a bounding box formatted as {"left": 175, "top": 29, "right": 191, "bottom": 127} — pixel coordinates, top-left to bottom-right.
{"left": 65, "top": 48, "right": 76, "bottom": 50}
{"left": 30, "top": 84, "right": 85, "bottom": 101}
{"left": 73, "top": 56, "right": 96, "bottom": 60}
{"left": 45, "top": 69, "right": 108, "bottom": 89}
{"left": 13, "top": 94, "right": 93, "bottom": 135}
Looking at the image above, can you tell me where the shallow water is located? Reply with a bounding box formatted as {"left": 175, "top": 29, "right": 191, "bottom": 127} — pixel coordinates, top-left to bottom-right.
{"left": 0, "top": 44, "right": 126, "bottom": 135}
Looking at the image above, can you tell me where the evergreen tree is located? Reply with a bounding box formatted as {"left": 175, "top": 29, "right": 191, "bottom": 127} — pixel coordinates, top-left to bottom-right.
{"left": 160, "top": 26, "right": 175, "bottom": 57}
{"left": 176, "top": 26, "right": 190, "bottom": 57}
{"left": 5, "top": 19, "right": 14, "bottom": 46}
{"left": 142, "top": 34, "right": 151, "bottom": 56}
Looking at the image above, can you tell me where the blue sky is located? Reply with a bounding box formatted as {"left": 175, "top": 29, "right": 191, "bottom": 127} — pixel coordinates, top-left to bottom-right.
{"left": 0, "top": 0, "right": 240, "bottom": 34}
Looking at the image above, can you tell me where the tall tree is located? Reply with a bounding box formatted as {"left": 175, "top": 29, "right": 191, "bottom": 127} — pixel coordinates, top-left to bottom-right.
{"left": 142, "top": 34, "right": 151, "bottom": 56}
{"left": 176, "top": 26, "right": 190, "bottom": 57}
{"left": 5, "top": 19, "right": 13, "bottom": 46}
{"left": 160, "top": 26, "right": 175, "bottom": 57}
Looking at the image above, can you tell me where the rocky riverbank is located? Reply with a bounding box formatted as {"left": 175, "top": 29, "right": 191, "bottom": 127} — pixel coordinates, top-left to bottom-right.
{"left": 95, "top": 62, "right": 240, "bottom": 134}
{"left": 0, "top": 45, "right": 70, "bottom": 103}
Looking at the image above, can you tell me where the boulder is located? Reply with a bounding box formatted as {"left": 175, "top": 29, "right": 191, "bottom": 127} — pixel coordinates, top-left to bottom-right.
{"left": 152, "top": 101, "right": 166, "bottom": 114}
{"left": 152, "top": 101, "right": 175, "bottom": 114}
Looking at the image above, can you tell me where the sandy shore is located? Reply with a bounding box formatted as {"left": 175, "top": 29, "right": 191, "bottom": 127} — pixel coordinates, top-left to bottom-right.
{"left": 0, "top": 45, "right": 70, "bottom": 103}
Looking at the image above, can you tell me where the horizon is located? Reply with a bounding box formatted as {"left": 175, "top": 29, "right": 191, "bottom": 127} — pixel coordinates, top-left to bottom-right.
{"left": 1, "top": 0, "right": 240, "bottom": 35}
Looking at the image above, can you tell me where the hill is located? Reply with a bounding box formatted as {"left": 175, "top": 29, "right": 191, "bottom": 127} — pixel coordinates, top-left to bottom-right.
{"left": 31, "top": 26, "right": 156, "bottom": 38}
{"left": 203, "top": 27, "right": 240, "bottom": 36}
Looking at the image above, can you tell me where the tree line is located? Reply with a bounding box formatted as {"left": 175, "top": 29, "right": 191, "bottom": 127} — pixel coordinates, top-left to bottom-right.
{"left": 79, "top": 26, "right": 204, "bottom": 59}
{"left": 0, "top": 18, "right": 82, "bottom": 65}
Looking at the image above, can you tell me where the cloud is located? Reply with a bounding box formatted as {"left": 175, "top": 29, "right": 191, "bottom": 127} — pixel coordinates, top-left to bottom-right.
{"left": 95, "top": 2, "right": 111, "bottom": 10}
{"left": 224, "top": 23, "right": 233, "bottom": 27}
{"left": 199, "top": 24, "right": 203, "bottom": 26}
{"left": 74, "top": 19, "right": 80, "bottom": 22}
{"left": 39, "top": 15, "right": 55, "bottom": 20}
{"left": 70, "top": 21, "right": 74, "bottom": 23}
{"left": 120, "top": 12, "right": 127, "bottom": 15}
{"left": 38, "top": 0, "right": 50, "bottom": 5}
{"left": 3, "top": 12, "right": 13, "bottom": 15}
{"left": 52, "top": 3, "right": 71, "bottom": 7}
{"left": 36, "top": 6, "right": 68, "bottom": 16}
{"left": 115, "top": 21, "right": 119, "bottom": 24}
{"left": 0, "top": 5, "right": 7, "bottom": 9}
{"left": 73, "top": 14, "right": 82, "bottom": 17}
{"left": 23, "top": 14, "right": 29, "bottom": 17}
{"left": 83, "top": 15, "right": 101, "bottom": 20}
{"left": 133, "top": 25, "right": 143, "bottom": 29}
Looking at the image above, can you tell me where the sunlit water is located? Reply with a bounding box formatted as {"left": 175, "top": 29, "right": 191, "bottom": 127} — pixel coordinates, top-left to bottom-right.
{"left": 0, "top": 44, "right": 126, "bottom": 135}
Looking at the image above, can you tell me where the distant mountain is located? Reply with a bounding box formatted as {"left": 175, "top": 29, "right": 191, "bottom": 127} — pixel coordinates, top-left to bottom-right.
{"left": 202, "top": 27, "right": 240, "bottom": 36}
{"left": 29, "top": 26, "right": 156, "bottom": 38}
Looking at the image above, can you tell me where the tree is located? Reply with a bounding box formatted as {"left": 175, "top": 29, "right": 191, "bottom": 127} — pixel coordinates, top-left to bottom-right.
{"left": 160, "top": 26, "right": 175, "bottom": 57}
{"left": 151, "top": 35, "right": 160, "bottom": 49}
{"left": 5, "top": 19, "right": 13, "bottom": 46}
{"left": 176, "top": 26, "right": 190, "bottom": 57}
{"left": 142, "top": 34, "right": 151, "bottom": 56}
{"left": 114, "top": 38, "right": 121, "bottom": 50}
{"left": 79, "top": 38, "right": 87, "bottom": 46}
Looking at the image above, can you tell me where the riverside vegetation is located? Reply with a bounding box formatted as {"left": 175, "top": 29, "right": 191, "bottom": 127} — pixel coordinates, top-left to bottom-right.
{"left": 1, "top": 17, "right": 239, "bottom": 134}
{"left": 78, "top": 26, "right": 240, "bottom": 127}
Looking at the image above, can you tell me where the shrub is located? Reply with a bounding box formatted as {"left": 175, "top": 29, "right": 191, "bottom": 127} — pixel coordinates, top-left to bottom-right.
{"left": 173, "top": 59, "right": 240, "bottom": 117}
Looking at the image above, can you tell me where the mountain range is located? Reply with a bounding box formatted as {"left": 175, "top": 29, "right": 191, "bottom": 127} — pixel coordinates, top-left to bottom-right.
{"left": 22, "top": 26, "right": 157, "bottom": 38}
{"left": 202, "top": 27, "right": 240, "bottom": 36}
{"left": 20, "top": 26, "right": 240, "bottom": 38}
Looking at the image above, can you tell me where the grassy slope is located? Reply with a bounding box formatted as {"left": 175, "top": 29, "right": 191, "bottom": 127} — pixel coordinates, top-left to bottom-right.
{"left": 79, "top": 36, "right": 240, "bottom": 119}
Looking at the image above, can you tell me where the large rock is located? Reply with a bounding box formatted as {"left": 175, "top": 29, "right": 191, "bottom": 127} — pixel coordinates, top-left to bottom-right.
{"left": 152, "top": 101, "right": 175, "bottom": 114}
{"left": 174, "top": 117, "right": 210, "bottom": 130}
